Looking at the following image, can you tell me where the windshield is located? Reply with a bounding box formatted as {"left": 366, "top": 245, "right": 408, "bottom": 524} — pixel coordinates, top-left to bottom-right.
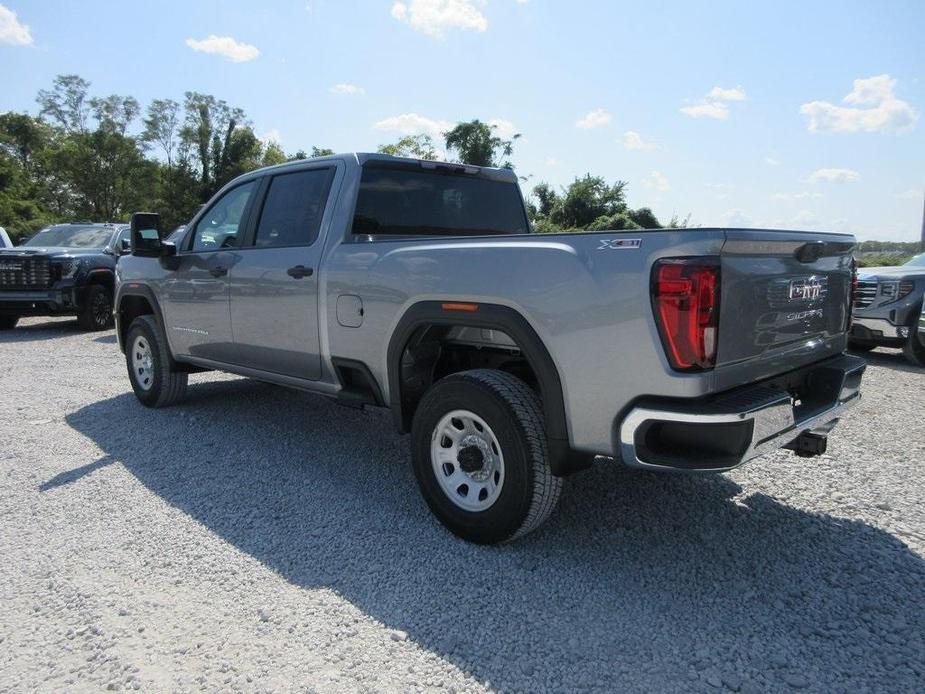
{"left": 352, "top": 166, "right": 529, "bottom": 237}
{"left": 24, "top": 225, "right": 116, "bottom": 249}
{"left": 903, "top": 253, "right": 925, "bottom": 268}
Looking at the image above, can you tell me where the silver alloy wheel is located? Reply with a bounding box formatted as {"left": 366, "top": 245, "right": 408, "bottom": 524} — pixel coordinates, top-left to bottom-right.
{"left": 430, "top": 409, "right": 505, "bottom": 512}
{"left": 131, "top": 335, "right": 154, "bottom": 391}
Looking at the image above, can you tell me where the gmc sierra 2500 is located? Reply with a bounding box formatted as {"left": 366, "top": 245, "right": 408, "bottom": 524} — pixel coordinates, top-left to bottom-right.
{"left": 0, "top": 223, "right": 130, "bottom": 331}
{"left": 115, "top": 153, "right": 865, "bottom": 544}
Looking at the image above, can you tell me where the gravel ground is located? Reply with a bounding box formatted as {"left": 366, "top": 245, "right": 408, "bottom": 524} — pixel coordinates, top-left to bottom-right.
{"left": 1, "top": 317, "right": 923, "bottom": 693}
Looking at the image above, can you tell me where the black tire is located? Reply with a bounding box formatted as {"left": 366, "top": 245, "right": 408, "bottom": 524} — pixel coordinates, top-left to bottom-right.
{"left": 903, "top": 329, "right": 925, "bottom": 367}
{"left": 125, "top": 315, "right": 187, "bottom": 407}
{"left": 411, "top": 369, "right": 562, "bottom": 544}
{"left": 0, "top": 315, "right": 18, "bottom": 330}
{"left": 77, "top": 284, "right": 114, "bottom": 331}
{"left": 848, "top": 340, "right": 876, "bottom": 353}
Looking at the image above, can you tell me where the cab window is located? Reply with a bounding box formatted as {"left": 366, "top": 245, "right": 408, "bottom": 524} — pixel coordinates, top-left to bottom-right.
{"left": 190, "top": 181, "right": 257, "bottom": 252}
{"left": 254, "top": 169, "right": 334, "bottom": 248}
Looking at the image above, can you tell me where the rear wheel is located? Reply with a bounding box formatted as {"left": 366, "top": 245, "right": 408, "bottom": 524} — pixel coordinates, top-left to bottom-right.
{"left": 410, "top": 369, "right": 561, "bottom": 544}
{"left": 902, "top": 328, "right": 925, "bottom": 367}
{"left": 0, "top": 315, "right": 18, "bottom": 330}
{"left": 125, "top": 315, "right": 187, "bottom": 407}
{"left": 77, "top": 284, "right": 113, "bottom": 331}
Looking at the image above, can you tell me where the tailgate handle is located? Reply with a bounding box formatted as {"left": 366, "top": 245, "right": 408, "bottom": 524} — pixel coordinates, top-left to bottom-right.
{"left": 794, "top": 241, "right": 826, "bottom": 263}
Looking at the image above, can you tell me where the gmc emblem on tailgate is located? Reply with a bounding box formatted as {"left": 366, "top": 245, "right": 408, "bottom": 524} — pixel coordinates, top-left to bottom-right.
{"left": 788, "top": 276, "right": 826, "bottom": 301}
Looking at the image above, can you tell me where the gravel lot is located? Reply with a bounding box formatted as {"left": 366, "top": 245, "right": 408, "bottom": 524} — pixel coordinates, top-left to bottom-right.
{"left": 1, "top": 317, "right": 923, "bottom": 692}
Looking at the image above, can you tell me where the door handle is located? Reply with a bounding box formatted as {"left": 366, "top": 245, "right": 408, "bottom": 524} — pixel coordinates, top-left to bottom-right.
{"left": 209, "top": 266, "right": 228, "bottom": 278}
{"left": 287, "top": 265, "right": 314, "bottom": 279}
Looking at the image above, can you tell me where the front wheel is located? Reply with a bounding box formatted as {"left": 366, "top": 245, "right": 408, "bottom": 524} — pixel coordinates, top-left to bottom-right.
{"left": 0, "top": 315, "right": 18, "bottom": 330}
{"left": 903, "top": 328, "right": 925, "bottom": 367}
{"left": 410, "top": 369, "right": 562, "bottom": 544}
{"left": 125, "top": 315, "right": 187, "bottom": 407}
{"left": 77, "top": 284, "right": 114, "bottom": 331}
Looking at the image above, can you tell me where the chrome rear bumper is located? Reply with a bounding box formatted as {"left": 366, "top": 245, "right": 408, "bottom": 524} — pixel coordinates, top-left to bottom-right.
{"left": 618, "top": 354, "right": 865, "bottom": 472}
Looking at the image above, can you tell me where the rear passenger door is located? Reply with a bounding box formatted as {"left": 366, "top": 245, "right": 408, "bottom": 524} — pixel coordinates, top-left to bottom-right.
{"left": 228, "top": 166, "right": 336, "bottom": 380}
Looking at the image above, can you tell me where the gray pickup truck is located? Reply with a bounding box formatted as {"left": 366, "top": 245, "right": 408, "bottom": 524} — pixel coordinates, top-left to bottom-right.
{"left": 115, "top": 153, "right": 865, "bottom": 543}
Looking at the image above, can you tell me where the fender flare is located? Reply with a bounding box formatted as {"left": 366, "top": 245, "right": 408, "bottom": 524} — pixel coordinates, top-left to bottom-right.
{"left": 114, "top": 283, "right": 168, "bottom": 353}
{"left": 386, "top": 301, "right": 587, "bottom": 475}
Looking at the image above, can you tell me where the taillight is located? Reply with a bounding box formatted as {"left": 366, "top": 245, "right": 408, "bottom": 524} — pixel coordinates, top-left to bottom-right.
{"left": 652, "top": 258, "right": 720, "bottom": 371}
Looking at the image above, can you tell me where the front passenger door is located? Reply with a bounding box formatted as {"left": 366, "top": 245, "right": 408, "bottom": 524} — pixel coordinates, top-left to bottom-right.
{"left": 162, "top": 180, "right": 257, "bottom": 362}
{"left": 228, "top": 167, "right": 335, "bottom": 379}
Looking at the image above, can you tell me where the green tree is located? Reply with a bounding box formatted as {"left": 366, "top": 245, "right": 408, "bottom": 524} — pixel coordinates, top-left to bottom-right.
{"left": 377, "top": 134, "right": 438, "bottom": 160}
{"left": 444, "top": 119, "right": 519, "bottom": 167}
{"left": 36, "top": 74, "right": 91, "bottom": 134}
{"left": 0, "top": 114, "right": 57, "bottom": 239}
{"left": 530, "top": 175, "right": 666, "bottom": 233}
{"left": 310, "top": 146, "right": 334, "bottom": 158}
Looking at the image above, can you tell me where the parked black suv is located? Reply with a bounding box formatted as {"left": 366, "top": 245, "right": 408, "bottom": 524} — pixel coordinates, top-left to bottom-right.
{"left": 0, "top": 223, "right": 129, "bottom": 331}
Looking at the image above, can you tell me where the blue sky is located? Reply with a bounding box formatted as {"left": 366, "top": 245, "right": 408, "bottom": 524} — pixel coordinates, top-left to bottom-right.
{"left": 2, "top": 0, "right": 923, "bottom": 240}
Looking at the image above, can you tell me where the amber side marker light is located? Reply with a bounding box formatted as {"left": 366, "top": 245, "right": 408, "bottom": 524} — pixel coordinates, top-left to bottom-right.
{"left": 441, "top": 302, "right": 479, "bottom": 313}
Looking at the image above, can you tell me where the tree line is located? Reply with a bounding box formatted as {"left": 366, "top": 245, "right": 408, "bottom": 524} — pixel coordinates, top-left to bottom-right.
{"left": 0, "top": 74, "right": 672, "bottom": 242}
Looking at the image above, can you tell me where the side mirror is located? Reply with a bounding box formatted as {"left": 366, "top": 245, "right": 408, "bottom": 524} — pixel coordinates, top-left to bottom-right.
{"left": 120, "top": 238, "right": 132, "bottom": 254}
{"left": 130, "top": 212, "right": 162, "bottom": 257}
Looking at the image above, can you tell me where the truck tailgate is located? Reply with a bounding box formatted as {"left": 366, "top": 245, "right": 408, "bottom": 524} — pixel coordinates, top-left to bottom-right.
{"left": 714, "top": 230, "right": 855, "bottom": 390}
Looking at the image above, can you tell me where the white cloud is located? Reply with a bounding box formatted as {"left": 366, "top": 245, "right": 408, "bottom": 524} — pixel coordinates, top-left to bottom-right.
{"left": 765, "top": 157, "right": 781, "bottom": 166}
{"left": 545, "top": 157, "right": 558, "bottom": 167}
{"left": 391, "top": 0, "right": 487, "bottom": 39}
{"left": 770, "top": 191, "right": 822, "bottom": 201}
{"left": 707, "top": 86, "right": 747, "bottom": 102}
{"left": 185, "top": 35, "right": 260, "bottom": 62}
{"left": 680, "top": 102, "right": 729, "bottom": 120}
{"left": 644, "top": 170, "right": 671, "bottom": 193}
{"left": 622, "top": 130, "right": 657, "bottom": 150}
{"left": 575, "top": 108, "right": 612, "bottom": 129}
{"left": 800, "top": 74, "right": 917, "bottom": 134}
{"left": 330, "top": 83, "right": 365, "bottom": 96}
{"left": 681, "top": 85, "right": 747, "bottom": 121}
{"left": 0, "top": 4, "right": 31, "bottom": 45}
{"left": 894, "top": 189, "right": 921, "bottom": 200}
{"left": 261, "top": 129, "right": 281, "bottom": 144}
{"left": 806, "top": 168, "right": 861, "bottom": 184}
{"left": 489, "top": 118, "right": 517, "bottom": 139}
{"left": 373, "top": 112, "right": 453, "bottom": 139}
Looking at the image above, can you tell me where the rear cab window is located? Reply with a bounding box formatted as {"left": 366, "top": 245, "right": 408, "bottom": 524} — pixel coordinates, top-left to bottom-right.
{"left": 254, "top": 168, "right": 334, "bottom": 248}
{"left": 352, "top": 164, "right": 529, "bottom": 238}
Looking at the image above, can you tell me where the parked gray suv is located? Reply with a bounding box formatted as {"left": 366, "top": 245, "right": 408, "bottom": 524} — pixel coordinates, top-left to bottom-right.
{"left": 114, "top": 153, "right": 865, "bottom": 543}
{"left": 850, "top": 253, "right": 925, "bottom": 365}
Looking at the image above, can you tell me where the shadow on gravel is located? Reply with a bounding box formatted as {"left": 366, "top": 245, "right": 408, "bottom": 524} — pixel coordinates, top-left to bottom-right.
{"left": 0, "top": 318, "right": 82, "bottom": 342}
{"left": 854, "top": 348, "right": 923, "bottom": 374}
{"left": 93, "top": 334, "right": 118, "bottom": 345}
{"left": 65, "top": 379, "right": 925, "bottom": 691}
{"left": 40, "top": 455, "right": 117, "bottom": 491}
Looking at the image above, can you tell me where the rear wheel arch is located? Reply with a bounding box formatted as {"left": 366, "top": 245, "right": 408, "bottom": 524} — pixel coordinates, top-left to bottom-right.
{"left": 386, "top": 301, "right": 584, "bottom": 475}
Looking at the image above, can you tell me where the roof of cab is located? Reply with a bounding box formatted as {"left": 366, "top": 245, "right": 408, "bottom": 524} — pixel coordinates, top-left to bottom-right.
{"left": 238, "top": 152, "right": 520, "bottom": 184}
